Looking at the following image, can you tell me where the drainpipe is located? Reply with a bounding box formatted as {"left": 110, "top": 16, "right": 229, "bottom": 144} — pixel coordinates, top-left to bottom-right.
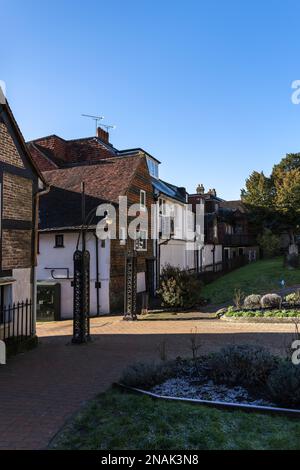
{"left": 94, "top": 233, "right": 100, "bottom": 316}
{"left": 211, "top": 244, "right": 216, "bottom": 273}
{"left": 32, "top": 182, "right": 50, "bottom": 333}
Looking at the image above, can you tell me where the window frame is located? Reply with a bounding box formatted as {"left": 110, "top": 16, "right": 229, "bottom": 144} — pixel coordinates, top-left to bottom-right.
{"left": 140, "top": 190, "right": 146, "bottom": 211}
{"left": 135, "top": 229, "right": 148, "bottom": 252}
{"left": 54, "top": 234, "right": 64, "bottom": 248}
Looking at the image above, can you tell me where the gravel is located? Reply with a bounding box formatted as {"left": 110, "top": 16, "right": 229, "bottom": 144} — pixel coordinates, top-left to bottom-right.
{"left": 151, "top": 378, "right": 274, "bottom": 407}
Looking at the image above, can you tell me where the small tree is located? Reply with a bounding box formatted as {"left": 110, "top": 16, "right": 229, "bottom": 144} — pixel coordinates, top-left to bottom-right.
{"left": 157, "top": 264, "right": 202, "bottom": 308}
{"left": 257, "top": 228, "right": 280, "bottom": 258}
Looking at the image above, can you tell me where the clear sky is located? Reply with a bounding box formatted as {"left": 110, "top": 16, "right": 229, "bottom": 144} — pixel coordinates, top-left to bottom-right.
{"left": 1, "top": 0, "right": 300, "bottom": 199}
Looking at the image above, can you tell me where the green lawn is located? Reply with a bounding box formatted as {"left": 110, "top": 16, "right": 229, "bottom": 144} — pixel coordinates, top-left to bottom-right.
{"left": 202, "top": 257, "right": 300, "bottom": 305}
{"left": 50, "top": 389, "right": 300, "bottom": 450}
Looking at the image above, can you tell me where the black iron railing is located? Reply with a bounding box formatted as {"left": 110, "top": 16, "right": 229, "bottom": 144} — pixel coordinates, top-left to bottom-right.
{"left": 0, "top": 300, "right": 34, "bottom": 343}
{"left": 223, "top": 234, "right": 256, "bottom": 246}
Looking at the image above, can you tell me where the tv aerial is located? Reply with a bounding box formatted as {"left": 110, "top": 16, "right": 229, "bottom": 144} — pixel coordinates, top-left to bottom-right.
{"left": 81, "top": 114, "right": 104, "bottom": 135}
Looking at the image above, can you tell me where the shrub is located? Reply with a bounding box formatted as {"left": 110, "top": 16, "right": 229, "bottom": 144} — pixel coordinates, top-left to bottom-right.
{"left": 120, "top": 361, "right": 177, "bottom": 389}
{"left": 285, "top": 290, "right": 300, "bottom": 306}
{"left": 260, "top": 293, "right": 282, "bottom": 309}
{"left": 206, "top": 344, "right": 278, "bottom": 388}
{"left": 157, "top": 265, "right": 202, "bottom": 308}
{"left": 267, "top": 361, "right": 300, "bottom": 407}
{"left": 244, "top": 294, "right": 262, "bottom": 309}
{"left": 233, "top": 288, "right": 245, "bottom": 309}
{"left": 257, "top": 228, "right": 280, "bottom": 258}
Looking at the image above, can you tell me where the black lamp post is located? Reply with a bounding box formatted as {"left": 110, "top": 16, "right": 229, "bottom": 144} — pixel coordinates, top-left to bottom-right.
{"left": 123, "top": 236, "right": 138, "bottom": 321}
{"left": 72, "top": 183, "right": 91, "bottom": 344}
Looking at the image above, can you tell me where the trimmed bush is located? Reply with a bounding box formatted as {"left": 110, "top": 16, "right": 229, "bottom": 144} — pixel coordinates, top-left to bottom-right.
{"left": 268, "top": 362, "right": 300, "bottom": 407}
{"left": 260, "top": 293, "right": 282, "bottom": 309}
{"left": 120, "top": 361, "right": 178, "bottom": 389}
{"left": 206, "top": 344, "right": 278, "bottom": 388}
{"left": 244, "top": 294, "right": 262, "bottom": 309}
{"left": 285, "top": 290, "right": 300, "bottom": 306}
{"left": 157, "top": 265, "right": 202, "bottom": 308}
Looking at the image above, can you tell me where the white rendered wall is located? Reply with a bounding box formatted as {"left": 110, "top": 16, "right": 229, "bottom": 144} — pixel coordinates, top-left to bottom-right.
{"left": 37, "top": 232, "right": 110, "bottom": 318}
{"left": 137, "top": 272, "right": 146, "bottom": 293}
{"left": 202, "top": 244, "right": 223, "bottom": 268}
{"left": 12, "top": 268, "right": 32, "bottom": 303}
{"left": 160, "top": 239, "right": 195, "bottom": 271}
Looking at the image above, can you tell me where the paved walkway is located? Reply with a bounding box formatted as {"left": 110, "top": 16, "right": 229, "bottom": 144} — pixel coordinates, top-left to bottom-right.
{"left": 0, "top": 316, "right": 297, "bottom": 450}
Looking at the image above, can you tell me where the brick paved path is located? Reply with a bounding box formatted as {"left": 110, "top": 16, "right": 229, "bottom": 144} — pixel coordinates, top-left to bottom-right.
{"left": 0, "top": 317, "right": 296, "bottom": 449}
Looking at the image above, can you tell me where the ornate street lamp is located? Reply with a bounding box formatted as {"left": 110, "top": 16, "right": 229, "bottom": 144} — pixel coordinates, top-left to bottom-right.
{"left": 72, "top": 187, "right": 113, "bottom": 343}
{"left": 123, "top": 231, "right": 140, "bottom": 321}
{"left": 72, "top": 183, "right": 91, "bottom": 344}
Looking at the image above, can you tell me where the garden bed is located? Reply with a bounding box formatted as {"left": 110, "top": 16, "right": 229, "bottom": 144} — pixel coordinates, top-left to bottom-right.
{"left": 119, "top": 346, "right": 300, "bottom": 414}
{"left": 221, "top": 310, "right": 300, "bottom": 323}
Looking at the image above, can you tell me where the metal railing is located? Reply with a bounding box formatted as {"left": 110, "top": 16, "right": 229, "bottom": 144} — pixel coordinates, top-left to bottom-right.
{"left": 222, "top": 234, "right": 256, "bottom": 246}
{"left": 0, "top": 300, "right": 34, "bottom": 343}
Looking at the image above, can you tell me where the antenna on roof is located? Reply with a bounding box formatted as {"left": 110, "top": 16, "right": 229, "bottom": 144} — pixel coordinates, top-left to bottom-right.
{"left": 99, "top": 123, "right": 116, "bottom": 133}
{"left": 81, "top": 114, "right": 104, "bottom": 135}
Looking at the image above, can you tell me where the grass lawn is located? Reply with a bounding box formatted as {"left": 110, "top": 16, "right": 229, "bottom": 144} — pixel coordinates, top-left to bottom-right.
{"left": 202, "top": 257, "right": 300, "bottom": 305}
{"left": 50, "top": 389, "right": 300, "bottom": 450}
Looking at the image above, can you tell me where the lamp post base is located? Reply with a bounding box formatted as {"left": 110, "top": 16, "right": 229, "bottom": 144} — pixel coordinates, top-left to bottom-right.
{"left": 123, "top": 313, "right": 138, "bottom": 321}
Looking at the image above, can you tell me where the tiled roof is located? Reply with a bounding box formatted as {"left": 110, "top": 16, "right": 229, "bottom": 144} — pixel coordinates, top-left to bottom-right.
{"left": 43, "top": 156, "right": 142, "bottom": 204}
{"left": 28, "top": 134, "right": 118, "bottom": 168}
{"left": 219, "top": 200, "right": 246, "bottom": 213}
{"left": 28, "top": 143, "right": 59, "bottom": 171}
{"left": 39, "top": 155, "right": 143, "bottom": 230}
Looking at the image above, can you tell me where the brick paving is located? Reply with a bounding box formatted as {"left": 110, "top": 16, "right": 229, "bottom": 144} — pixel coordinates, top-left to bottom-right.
{"left": 0, "top": 316, "right": 296, "bottom": 450}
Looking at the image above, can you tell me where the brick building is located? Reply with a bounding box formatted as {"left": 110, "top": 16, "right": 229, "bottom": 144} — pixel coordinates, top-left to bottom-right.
{"left": 28, "top": 130, "right": 154, "bottom": 318}
{"left": 189, "top": 185, "right": 259, "bottom": 272}
{"left": 0, "top": 87, "right": 47, "bottom": 341}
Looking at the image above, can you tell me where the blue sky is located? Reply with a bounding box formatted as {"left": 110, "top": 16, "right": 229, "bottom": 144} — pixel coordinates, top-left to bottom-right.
{"left": 1, "top": 0, "right": 300, "bottom": 199}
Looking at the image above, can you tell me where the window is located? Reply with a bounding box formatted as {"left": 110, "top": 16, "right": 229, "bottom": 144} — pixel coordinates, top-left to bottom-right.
{"left": 55, "top": 234, "right": 64, "bottom": 248}
{"left": 0, "top": 284, "right": 12, "bottom": 324}
{"left": 135, "top": 229, "right": 147, "bottom": 251}
{"left": 120, "top": 227, "right": 126, "bottom": 246}
{"left": 147, "top": 158, "right": 159, "bottom": 178}
{"left": 140, "top": 190, "right": 146, "bottom": 210}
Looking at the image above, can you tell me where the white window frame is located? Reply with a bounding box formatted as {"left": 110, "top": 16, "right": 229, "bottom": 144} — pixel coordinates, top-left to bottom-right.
{"left": 140, "top": 190, "right": 146, "bottom": 211}
{"left": 135, "top": 229, "right": 148, "bottom": 252}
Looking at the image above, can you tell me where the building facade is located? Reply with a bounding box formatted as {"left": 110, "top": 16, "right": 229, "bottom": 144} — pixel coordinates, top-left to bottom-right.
{"left": 189, "top": 185, "right": 259, "bottom": 272}
{"left": 0, "top": 87, "right": 46, "bottom": 340}
{"left": 29, "top": 131, "right": 154, "bottom": 319}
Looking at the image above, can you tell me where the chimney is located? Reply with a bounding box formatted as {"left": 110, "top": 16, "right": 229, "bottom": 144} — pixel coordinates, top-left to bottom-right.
{"left": 97, "top": 127, "right": 109, "bottom": 143}
{"left": 196, "top": 184, "right": 205, "bottom": 195}
{"left": 208, "top": 188, "right": 217, "bottom": 197}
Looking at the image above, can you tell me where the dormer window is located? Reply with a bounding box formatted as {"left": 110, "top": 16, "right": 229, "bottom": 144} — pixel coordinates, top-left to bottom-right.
{"left": 147, "top": 157, "right": 159, "bottom": 178}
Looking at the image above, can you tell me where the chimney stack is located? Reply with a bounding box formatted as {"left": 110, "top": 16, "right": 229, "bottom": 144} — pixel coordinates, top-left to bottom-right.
{"left": 97, "top": 127, "right": 109, "bottom": 143}
{"left": 208, "top": 188, "right": 217, "bottom": 197}
{"left": 196, "top": 184, "right": 205, "bottom": 195}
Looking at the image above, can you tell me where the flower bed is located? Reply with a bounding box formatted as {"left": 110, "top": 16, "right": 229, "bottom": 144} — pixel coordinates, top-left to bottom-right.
{"left": 120, "top": 345, "right": 300, "bottom": 411}
{"left": 223, "top": 309, "right": 300, "bottom": 319}
{"left": 218, "top": 290, "right": 300, "bottom": 321}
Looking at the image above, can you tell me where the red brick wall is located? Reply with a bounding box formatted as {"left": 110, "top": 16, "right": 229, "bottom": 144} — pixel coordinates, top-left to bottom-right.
{"left": 0, "top": 122, "right": 25, "bottom": 169}
{"left": 2, "top": 173, "right": 33, "bottom": 221}
{"left": 2, "top": 230, "right": 32, "bottom": 270}
{"left": 0, "top": 116, "right": 36, "bottom": 271}
{"left": 109, "top": 157, "right": 154, "bottom": 312}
